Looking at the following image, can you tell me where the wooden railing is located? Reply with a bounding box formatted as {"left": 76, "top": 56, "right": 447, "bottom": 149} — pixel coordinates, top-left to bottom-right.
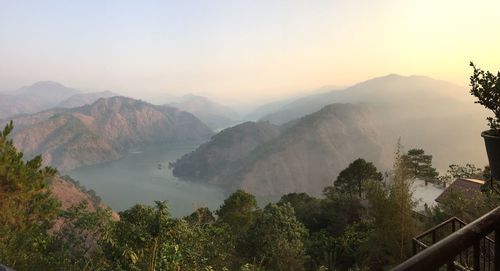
{"left": 393, "top": 206, "right": 500, "bottom": 271}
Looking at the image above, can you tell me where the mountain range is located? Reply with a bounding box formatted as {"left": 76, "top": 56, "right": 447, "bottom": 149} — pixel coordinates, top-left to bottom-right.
{"left": 2, "top": 96, "right": 213, "bottom": 172}
{"left": 167, "top": 94, "right": 240, "bottom": 130}
{"left": 0, "top": 81, "right": 80, "bottom": 118}
{"left": 1, "top": 75, "right": 490, "bottom": 198}
{"left": 171, "top": 75, "right": 489, "bottom": 197}
{"left": 0, "top": 81, "right": 120, "bottom": 119}
{"left": 172, "top": 104, "right": 390, "bottom": 196}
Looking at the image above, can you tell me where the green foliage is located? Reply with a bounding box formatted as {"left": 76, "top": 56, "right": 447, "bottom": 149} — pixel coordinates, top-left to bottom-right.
{"left": 427, "top": 188, "right": 500, "bottom": 224}
{"left": 333, "top": 158, "right": 383, "bottom": 198}
{"left": 47, "top": 202, "right": 114, "bottom": 270}
{"left": 401, "top": 148, "right": 438, "bottom": 183}
{"left": 278, "top": 193, "right": 325, "bottom": 232}
{"left": 216, "top": 189, "right": 259, "bottom": 236}
{"left": 364, "top": 143, "right": 418, "bottom": 269}
{"left": 306, "top": 223, "right": 369, "bottom": 271}
{"left": 470, "top": 62, "right": 500, "bottom": 132}
{"left": 0, "top": 121, "right": 61, "bottom": 270}
{"left": 438, "top": 163, "right": 489, "bottom": 185}
{"left": 321, "top": 189, "right": 364, "bottom": 236}
{"left": 102, "top": 202, "right": 170, "bottom": 271}
{"left": 279, "top": 191, "right": 367, "bottom": 270}
{"left": 185, "top": 207, "right": 216, "bottom": 225}
{"left": 245, "top": 203, "right": 308, "bottom": 271}
{"left": 103, "top": 201, "right": 235, "bottom": 271}
{"left": 0, "top": 123, "right": 445, "bottom": 271}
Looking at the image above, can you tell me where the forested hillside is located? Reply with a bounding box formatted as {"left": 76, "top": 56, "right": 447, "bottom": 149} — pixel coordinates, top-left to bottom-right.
{"left": 2, "top": 121, "right": 497, "bottom": 271}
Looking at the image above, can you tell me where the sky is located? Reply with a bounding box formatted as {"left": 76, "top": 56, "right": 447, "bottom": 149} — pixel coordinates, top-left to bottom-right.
{"left": 1, "top": 0, "right": 500, "bottom": 104}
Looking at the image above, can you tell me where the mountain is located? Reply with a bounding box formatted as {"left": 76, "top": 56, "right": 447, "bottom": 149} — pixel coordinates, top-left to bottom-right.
{"left": 172, "top": 104, "right": 391, "bottom": 196}
{"left": 171, "top": 75, "right": 490, "bottom": 197}
{"left": 49, "top": 175, "right": 120, "bottom": 228}
{"left": 58, "top": 90, "right": 117, "bottom": 108}
{"left": 50, "top": 175, "right": 106, "bottom": 212}
{"left": 3, "top": 96, "right": 213, "bottom": 172}
{"left": 143, "top": 92, "right": 179, "bottom": 105}
{"left": 260, "top": 75, "right": 472, "bottom": 125}
{"left": 243, "top": 98, "right": 298, "bottom": 121}
{"left": 260, "top": 74, "right": 489, "bottom": 170}
{"left": 243, "top": 85, "right": 341, "bottom": 121}
{"left": 171, "top": 121, "right": 281, "bottom": 182}
{"left": 0, "top": 81, "right": 81, "bottom": 118}
{"left": 167, "top": 94, "right": 240, "bottom": 130}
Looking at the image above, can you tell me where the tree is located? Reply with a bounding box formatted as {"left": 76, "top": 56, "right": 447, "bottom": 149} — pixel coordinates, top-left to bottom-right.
{"left": 306, "top": 223, "right": 369, "bottom": 271}
{"left": 245, "top": 203, "right": 308, "bottom": 271}
{"left": 365, "top": 143, "right": 418, "bottom": 269}
{"left": 0, "top": 121, "right": 61, "bottom": 270}
{"left": 321, "top": 188, "right": 364, "bottom": 236}
{"left": 334, "top": 158, "right": 383, "bottom": 198}
{"left": 427, "top": 188, "right": 500, "bottom": 224}
{"left": 437, "top": 163, "right": 488, "bottom": 186}
{"left": 402, "top": 148, "right": 438, "bottom": 183}
{"left": 278, "top": 192, "right": 325, "bottom": 232}
{"left": 185, "top": 207, "right": 216, "bottom": 225}
{"left": 216, "top": 189, "right": 259, "bottom": 236}
{"left": 104, "top": 201, "right": 235, "bottom": 271}
{"left": 48, "top": 202, "right": 113, "bottom": 270}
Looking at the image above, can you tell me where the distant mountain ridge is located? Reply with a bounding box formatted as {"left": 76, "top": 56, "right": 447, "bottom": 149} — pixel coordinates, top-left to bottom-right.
{"left": 260, "top": 74, "right": 471, "bottom": 124}
{"left": 235, "top": 104, "right": 391, "bottom": 196}
{"left": 171, "top": 74, "right": 489, "bottom": 197}
{"left": 172, "top": 103, "right": 390, "bottom": 196}
{"left": 167, "top": 94, "right": 240, "bottom": 130}
{"left": 0, "top": 81, "right": 122, "bottom": 119}
{"left": 3, "top": 96, "right": 213, "bottom": 171}
{"left": 58, "top": 90, "right": 118, "bottom": 108}
{"left": 0, "top": 81, "right": 81, "bottom": 118}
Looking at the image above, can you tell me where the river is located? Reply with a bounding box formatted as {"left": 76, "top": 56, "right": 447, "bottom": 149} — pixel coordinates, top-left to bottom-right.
{"left": 69, "top": 143, "right": 227, "bottom": 217}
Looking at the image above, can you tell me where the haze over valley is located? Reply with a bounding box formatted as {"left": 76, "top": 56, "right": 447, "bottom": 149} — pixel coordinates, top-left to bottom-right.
{"left": 3, "top": 2, "right": 500, "bottom": 269}
{"left": 0, "top": 73, "right": 490, "bottom": 213}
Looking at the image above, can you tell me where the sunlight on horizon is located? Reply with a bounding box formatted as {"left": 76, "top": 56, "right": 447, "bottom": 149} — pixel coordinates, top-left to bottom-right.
{"left": 1, "top": 0, "right": 499, "bottom": 103}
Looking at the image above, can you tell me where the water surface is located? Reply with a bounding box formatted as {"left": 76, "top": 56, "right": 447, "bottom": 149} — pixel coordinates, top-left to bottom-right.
{"left": 69, "top": 143, "right": 226, "bottom": 217}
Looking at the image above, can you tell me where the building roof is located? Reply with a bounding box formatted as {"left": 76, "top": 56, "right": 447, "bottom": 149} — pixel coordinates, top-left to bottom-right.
{"left": 435, "top": 178, "right": 485, "bottom": 204}
{"left": 412, "top": 179, "right": 444, "bottom": 213}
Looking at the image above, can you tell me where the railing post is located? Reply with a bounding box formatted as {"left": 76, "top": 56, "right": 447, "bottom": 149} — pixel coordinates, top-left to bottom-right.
{"left": 393, "top": 207, "right": 500, "bottom": 271}
{"left": 432, "top": 230, "right": 437, "bottom": 244}
{"left": 495, "top": 228, "right": 500, "bottom": 271}
{"left": 413, "top": 239, "right": 417, "bottom": 255}
{"left": 473, "top": 241, "right": 480, "bottom": 271}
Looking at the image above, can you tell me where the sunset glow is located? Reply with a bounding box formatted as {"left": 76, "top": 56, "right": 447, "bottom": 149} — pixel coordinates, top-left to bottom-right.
{"left": 1, "top": 0, "right": 499, "bottom": 103}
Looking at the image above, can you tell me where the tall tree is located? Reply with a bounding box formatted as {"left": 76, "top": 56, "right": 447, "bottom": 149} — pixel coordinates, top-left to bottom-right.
{"left": 334, "top": 158, "right": 383, "bottom": 198}
{"left": 402, "top": 148, "right": 438, "bottom": 183}
{"left": 365, "top": 143, "right": 418, "bottom": 269}
{"left": 0, "top": 121, "right": 60, "bottom": 270}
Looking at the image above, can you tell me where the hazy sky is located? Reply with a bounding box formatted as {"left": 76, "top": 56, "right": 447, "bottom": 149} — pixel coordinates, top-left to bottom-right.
{"left": 1, "top": 0, "right": 500, "bottom": 103}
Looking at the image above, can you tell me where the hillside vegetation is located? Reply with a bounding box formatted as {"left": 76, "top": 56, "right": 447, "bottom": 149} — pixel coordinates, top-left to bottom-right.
{"left": 2, "top": 119, "right": 497, "bottom": 271}
{"left": 173, "top": 103, "right": 391, "bottom": 196}
{"left": 1, "top": 96, "right": 213, "bottom": 171}
{"left": 171, "top": 75, "right": 489, "bottom": 197}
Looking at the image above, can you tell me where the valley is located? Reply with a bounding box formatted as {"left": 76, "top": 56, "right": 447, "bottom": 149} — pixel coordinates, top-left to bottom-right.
{"left": 68, "top": 143, "right": 226, "bottom": 217}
